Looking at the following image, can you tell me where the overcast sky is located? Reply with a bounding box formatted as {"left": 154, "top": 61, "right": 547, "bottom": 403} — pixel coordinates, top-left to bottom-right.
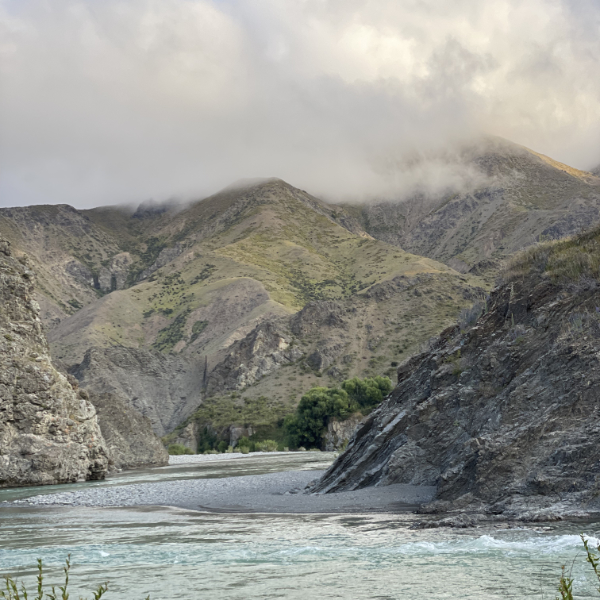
{"left": 1, "top": 0, "right": 599, "bottom": 208}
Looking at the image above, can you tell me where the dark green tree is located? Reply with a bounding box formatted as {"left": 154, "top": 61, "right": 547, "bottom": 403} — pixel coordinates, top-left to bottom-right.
{"left": 341, "top": 376, "right": 393, "bottom": 409}
{"left": 285, "top": 387, "right": 352, "bottom": 448}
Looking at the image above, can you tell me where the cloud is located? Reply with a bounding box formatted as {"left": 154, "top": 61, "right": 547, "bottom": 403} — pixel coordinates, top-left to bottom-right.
{"left": 0, "top": 0, "right": 599, "bottom": 207}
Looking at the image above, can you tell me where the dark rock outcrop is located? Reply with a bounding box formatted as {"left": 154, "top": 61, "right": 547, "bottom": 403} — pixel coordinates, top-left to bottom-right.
{"left": 0, "top": 237, "right": 109, "bottom": 487}
{"left": 314, "top": 253, "right": 600, "bottom": 520}
{"left": 71, "top": 347, "right": 203, "bottom": 437}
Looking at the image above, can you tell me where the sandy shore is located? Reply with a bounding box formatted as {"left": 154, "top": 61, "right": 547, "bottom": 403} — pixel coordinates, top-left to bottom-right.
{"left": 13, "top": 470, "right": 436, "bottom": 514}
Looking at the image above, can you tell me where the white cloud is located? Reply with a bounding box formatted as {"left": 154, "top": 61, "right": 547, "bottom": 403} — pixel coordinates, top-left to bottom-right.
{"left": 0, "top": 0, "right": 599, "bottom": 207}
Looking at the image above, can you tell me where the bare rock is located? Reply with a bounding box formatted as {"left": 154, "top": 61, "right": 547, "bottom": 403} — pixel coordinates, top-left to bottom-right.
{"left": 87, "top": 391, "right": 168, "bottom": 470}
{"left": 322, "top": 414, "right": 366, "bottom": 451}
{"left": 0, "top": 237, "right": 109, "bottom": 487}
{"left": 314, "top": 246, "right": 600, "bottom": 520}
{"left": 70, "top": 347, "right": 203, "bottom": 437}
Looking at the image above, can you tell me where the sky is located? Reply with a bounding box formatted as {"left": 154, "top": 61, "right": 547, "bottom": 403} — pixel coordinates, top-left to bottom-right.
{"left": 1, "top": 0, "right": 599, "bottom": 208}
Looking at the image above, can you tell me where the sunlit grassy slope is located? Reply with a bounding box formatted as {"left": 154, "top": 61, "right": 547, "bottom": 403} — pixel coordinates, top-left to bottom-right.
{"left": 44, "top": 179, "right": 481, "bottom": 366}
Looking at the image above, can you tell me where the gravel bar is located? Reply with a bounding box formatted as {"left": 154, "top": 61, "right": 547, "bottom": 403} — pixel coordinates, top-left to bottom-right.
{"left": 167, "top": 451, "right": 293, "bottom": 465}
{"left": 10, "top": 470, "right": 436, "bottom": 514}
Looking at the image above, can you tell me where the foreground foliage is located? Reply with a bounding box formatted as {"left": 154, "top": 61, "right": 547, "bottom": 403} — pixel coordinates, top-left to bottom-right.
{"left": 1, "top": 555, "right": 149, "bottom": 600}
{"left": 557, "top": 534, "right": 600, "bottom": 599}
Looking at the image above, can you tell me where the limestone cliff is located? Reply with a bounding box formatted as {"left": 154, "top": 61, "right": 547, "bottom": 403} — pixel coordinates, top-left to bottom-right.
{"left": 0, "top": 237, "right": 109, "bottom": 487}
{"left": 315, "top": 227, "right": 600, "bottom": 521}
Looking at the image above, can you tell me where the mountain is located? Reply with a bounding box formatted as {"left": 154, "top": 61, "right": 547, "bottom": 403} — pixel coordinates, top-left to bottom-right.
{"left": 0, "top": 179, "right": 484, "bottom": 439}
{"left": 314, "top": 226, "right": 600, "bottom": 522}
{"left": 592, "top": 164, "right": 600, "bottom": 177}
{"left": 333, "top": 137, "right": 600, "bottom": 279}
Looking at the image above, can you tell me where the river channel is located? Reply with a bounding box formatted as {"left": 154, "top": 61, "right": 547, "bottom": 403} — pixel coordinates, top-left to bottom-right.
{"left": 1, "top": 453, "right": 598, "bottom": 599}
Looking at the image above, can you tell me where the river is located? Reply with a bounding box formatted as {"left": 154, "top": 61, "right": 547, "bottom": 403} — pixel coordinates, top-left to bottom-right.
{"left": 1, "top": 453, "right": 598, "bottom": 599}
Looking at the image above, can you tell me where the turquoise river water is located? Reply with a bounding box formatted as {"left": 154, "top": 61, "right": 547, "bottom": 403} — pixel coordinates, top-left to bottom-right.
{"left": 1, "top": 453, "right": 599, "bottom": 599}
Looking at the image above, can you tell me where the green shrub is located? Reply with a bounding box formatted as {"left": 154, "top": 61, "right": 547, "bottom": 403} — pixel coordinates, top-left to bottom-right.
{"left": 284, "top": 377, "right": 392, "bottom": 449}
{"left": 284, "top": 386, "right": 353, "bottom": 448}
{"left": 255, "top": 439, "right": 278, "bottom": 452}
{"left": 341, "top": 376, "right": 392, "bottom": 410}
{"left": 167, "top": 443, "right": 193, "bottom": 455}
{"left": 217, "top": 440, "right": 228, "bottom": 453}
{"left": 152, "top": 309, "right": 191, "bottom": 353}
{"left": 239, "top": 446, "right": 250, "bottom": 454}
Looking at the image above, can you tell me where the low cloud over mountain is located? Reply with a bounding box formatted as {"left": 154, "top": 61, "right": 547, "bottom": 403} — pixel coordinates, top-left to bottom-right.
{"left": 1, "top": 0, "right": 600, "bottom": 207}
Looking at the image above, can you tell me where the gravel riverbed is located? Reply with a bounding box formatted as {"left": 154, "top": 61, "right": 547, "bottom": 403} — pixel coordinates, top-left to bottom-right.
{"left": 10, "top": 467, "right": 436, "bottom": 513}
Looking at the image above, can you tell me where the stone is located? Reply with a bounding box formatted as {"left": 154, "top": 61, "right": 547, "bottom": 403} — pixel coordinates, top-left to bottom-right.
{"left": 314, "top": 259, "right": 600, "bottom": 520}
{"left": 0, "top": 236, "right": 109, "bottom": 487}
{"left": 322, "top": 414, "right": 365, "bottom": 451}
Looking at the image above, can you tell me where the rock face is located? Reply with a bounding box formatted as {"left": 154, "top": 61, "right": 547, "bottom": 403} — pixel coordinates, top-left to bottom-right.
{"left": 0, "top": 237, "right": 109, "bottom": 487}
{"left": 170, "top": 422, "right": 199, "bottom": 453}
{"left": 315, "top": 236, "right": 600, "bottom": 520}
{"left": 86, "top": 389, "right": 168, "bottom": 470}
{"left": 322, "top": 414, "right": 365, "bottom": 451}
{"left": 70, "top": 347, "right": 203, "bottom": 437}
{"left": 207, "top": 321, "right": 303, "bottom": 393}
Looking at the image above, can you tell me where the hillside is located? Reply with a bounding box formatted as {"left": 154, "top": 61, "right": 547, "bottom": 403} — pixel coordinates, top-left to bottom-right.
{"left": 0, "top": 179, "right": 484, "bottom": 438}
{"left": 314, "top": 227, "right": 600, "bottom": 522}
{"left": 334, "top": 137, "right": 600, "bottom": 279}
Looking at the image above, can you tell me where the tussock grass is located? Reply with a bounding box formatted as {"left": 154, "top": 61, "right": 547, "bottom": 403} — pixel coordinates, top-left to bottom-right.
{"left": 504, "top": 226, "right": 600, "bottom": 284}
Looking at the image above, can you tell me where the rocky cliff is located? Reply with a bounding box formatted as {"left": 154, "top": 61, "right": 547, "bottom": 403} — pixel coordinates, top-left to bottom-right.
{"left": 86, "top": 389, "right": 168, "bottom": 470}
{"left": 314, "top": 227, "right": 600, "bottom": 521}
{"left": 70, "top": 347, "right": 204, "bottom": 436}
{"left": 0, "top": 237, "right": 109, "bottom": 487}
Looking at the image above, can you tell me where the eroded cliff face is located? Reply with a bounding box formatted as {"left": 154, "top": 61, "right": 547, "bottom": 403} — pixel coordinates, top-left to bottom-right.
{"left": 70, "top": 347, "right": 204, "bottom": 437}
{"left": 0, "top": 238, "right": 109, "bottom": 487}
{"left": 315, "top": 248, "right": 600, "bottom": 520}
{"left": 86, "top": 389, "right": 168, "bottom": 471}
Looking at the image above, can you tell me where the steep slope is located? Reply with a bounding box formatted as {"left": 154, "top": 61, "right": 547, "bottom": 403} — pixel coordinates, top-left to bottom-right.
{"left": 0, "top": 204, "right": 134, "bottom": 327}
{"left": 86, "top": 389, "right": 169, "bottom": 470}
{"left": 314, "top": 227, "right": 600, "bottom": 521}
{"left": 48, "top": 179, "right": 471, "bottom": 364}
{"left": 0, "top": 179, "right": 478, "bottom": 440}
{"left": 1, "top": 179, "right": 485, "bottom": 441}
{"left": 336, "top": 137, "right": 600, "bottom": 278}
{"left": 0, "top": 235, "right": 109, "bottom": 487}
{"left": 70, "top": 347, "right": 204, "bottom": 436}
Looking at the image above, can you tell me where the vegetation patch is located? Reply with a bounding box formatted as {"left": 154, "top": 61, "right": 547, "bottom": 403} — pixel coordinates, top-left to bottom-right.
{"left": 152, "top": 309, "right": 190, "bottom": 353}
{"left": 191, "top": 264, "right": 216, "bottom": 284}
{"left": 505, "top": 224, "right": 600, "bottom": 284}
{"left": 126, "top": 236, "right": 168, "bottom": 285}
{"left": 167, "top": 443, "right": 193, "bottom": 455}
{"left": 190, "top": 320, "right": 209, "bottom": 343}
{"left": 284, "top": 376, "right": 392, "bottom": 448}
